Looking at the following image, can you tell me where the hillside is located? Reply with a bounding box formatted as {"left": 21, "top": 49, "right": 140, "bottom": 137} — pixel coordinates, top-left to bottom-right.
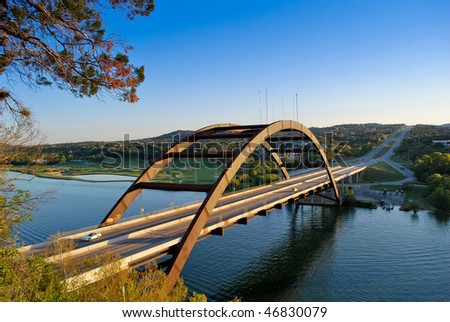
{"left": 12, "top": 123, "right": 405, "bottom": 166}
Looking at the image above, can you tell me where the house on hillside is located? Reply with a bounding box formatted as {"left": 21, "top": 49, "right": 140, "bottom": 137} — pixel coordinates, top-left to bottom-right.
{"left": 432, "top": 140, "right": 450, "bottom": 148}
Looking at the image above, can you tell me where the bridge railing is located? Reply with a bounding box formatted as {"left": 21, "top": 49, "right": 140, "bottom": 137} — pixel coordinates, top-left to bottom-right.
{"left": 48, "top": 166, "right": 354, "bottom": 242}
{"left": 49, "top": 198, "right": 205, "bottom": 240}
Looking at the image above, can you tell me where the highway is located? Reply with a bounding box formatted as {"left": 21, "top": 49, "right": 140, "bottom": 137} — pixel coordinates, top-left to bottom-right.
{"left": 355, "top": 126, "right": 415, "bottom": 182}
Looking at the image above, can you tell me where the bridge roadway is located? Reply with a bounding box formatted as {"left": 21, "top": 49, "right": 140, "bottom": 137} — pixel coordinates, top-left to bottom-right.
{"left": 20, "top": 165, "right": 364, "bottom": 283}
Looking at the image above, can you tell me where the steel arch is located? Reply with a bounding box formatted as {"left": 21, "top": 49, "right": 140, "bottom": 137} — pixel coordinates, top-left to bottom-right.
{"left": 97, "top": 120, "right": 339, "bottom": 291}
{"left": 99, "top": 123, "right": 291, "bottom": 227}
{"left": 99, "top": 123, "right": 238, "bottom": 227}
{"left": 165, "top": 120, "right": 340, "bottom": 290}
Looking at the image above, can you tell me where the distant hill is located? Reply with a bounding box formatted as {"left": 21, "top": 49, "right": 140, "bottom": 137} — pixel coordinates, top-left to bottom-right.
{"left": 440, "top": 123, "right": 450, "bottom": 128}
{"left": 151, "top": 130, "right": 193, "bottom": 141}
{"left": 35, "top": 123, "right": 406, "bottom": 164}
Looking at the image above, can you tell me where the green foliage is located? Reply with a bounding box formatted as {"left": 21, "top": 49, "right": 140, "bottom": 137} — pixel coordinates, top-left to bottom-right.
{"left": 414, "top": 152, "right": 450, "bottom": 182}
{"left": 71, "top": 265, "right": 188, "bottom": 302}
{"left": 401, "top": 200, "right": 421, "bottom": 212}
{"left": 428, "top": 187, "right": 450, "bottom": 211}
{"left": 0, "top": 247, "right": 64, "bottom": 301}
{"left": 413, "top": 152, "right": 450, "bottom": 211}
{"left": 394, "top": 125, "right": 449, "bottom": 162}
{"left": 0, "top": 0, "right": 201, "bottom": 303}
{"left": 189, "top": 292, "right": 208, "bottom": 302}
{"left": 426, "top": 173, "right": 450, "bottom": 191}
{"left": 1, "top": 231, "right": 199, "bottom": 302}
{"left": 312, "top": 123, "right": 403, "bottom": 158}
{"left": 25, "top": 124, "right": 407, "bottom": 173}
{"left": 226, "top": 160, "right": 281, "bottom": 192}
{"left": 0, "top": 182, "right": 32, "bottom": 245}
{"left": 2, "top": 0, "right": 154, "bottom": 112}
{"left": 264, "top": 173, "right": 280, "bottom": 182}
{"left": 341, "top": 187, "right": 356, "bottom": 206}
{"left": 0, "top": 244, "right": 200, "bottom": 302}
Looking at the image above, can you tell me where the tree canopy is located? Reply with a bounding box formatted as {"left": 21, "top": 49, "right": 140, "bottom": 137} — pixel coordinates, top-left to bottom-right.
{"left": 414, "top": 152, "right": 450, "bottom": 182}
{"left": 0, "top": 1, "right": 207, "bottom": 302}
{"left": 414, "top": 152, "right": 450, "bottom": 211}
{"left": 1, "top": 0, "right": 154, "bottom": 116}
{"left": 1, "top": 0, "right": 156, "bottom": 248}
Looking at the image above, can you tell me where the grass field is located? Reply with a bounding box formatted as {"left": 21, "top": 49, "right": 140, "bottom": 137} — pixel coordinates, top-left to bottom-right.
{"left": 159, "top": 162, "right": 224, "bottom": 184}
{"left": 389, "top": 154, "right": 414, "bottom": 170}
{"left": 13, "top": 160, "right": 224, "bottom": 184}
{"left": 362, "top": 161, "right": 406, "bottom": 183}
{"left": 372, "top": 144, "right": 391, "bottom": 159}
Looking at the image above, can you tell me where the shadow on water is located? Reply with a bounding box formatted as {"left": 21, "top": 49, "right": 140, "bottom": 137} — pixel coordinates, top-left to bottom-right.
{"left": 427, "top": 210, "right": 450, "bottom": 226}
{"left": 218, "top": 204, "right": 356, "bottom": 301}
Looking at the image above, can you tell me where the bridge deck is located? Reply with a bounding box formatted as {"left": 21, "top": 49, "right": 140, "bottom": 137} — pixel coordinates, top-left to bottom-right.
{"left": 19, "top": 165, "right": 365, "bottom": 286}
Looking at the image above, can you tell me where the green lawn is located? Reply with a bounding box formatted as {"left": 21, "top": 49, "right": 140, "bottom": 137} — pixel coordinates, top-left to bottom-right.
{"left": 389, "top": 154, "right": 414, "bottom": 170}
{"left": 159, "top": 164, "right": 224, "bottom": 184}
{"left": 403, "top": 185, "right": 430, "bottom": 206}
{"left": 13, "top": 162, "right": 142, "bottom": 179}
{"left": 362, "top": 161, "right": 406, "bottom": 182}
{"left": 14, "top": 159, "right": 224, "bottom": 184}
{"left": 372, "top": 145, "right": 391, "bottom": 159}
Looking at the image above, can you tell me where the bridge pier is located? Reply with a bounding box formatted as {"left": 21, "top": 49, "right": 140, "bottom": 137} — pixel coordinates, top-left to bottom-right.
{"left": 211, "top": 227, "right": 224, "bottom": 236}
{"left": 237, "top": 217, "right": 249, "bottom": 225}
{"left": 258, "top": 209, "right": 268, "bottom": 216}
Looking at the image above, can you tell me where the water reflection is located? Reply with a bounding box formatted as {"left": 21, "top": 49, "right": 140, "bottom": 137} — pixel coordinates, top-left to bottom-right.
{"left": 12, "top": 174, "right": 450, "bottom": 301}
{"left": 12, "top": 174, "right": 200, "bottom": 245}
{"left": 221, "top": 205, "right": 340, "bottom": 301}
{"left": 427, "top": 210, "right": 450, "bottom": 226}
{"left": 183, "top": 204, "right": 450, "bottom": 302}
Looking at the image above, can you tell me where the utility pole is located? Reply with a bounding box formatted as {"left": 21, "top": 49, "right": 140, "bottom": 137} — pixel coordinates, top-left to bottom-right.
{"left": 258, "top": 90, "right": 262, "bottom": 123}
{"left": 265, "top": 89, "right": 268, "bottom": 124}
{"left": 296, "top": 92, "right": 299, "bottom": 122}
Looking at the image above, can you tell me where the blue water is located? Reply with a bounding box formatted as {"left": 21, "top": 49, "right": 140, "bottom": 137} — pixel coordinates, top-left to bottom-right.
{"left": 12, "top": 174, "right": 450, "bottom": 301}
{"left": 12, "top": 173, "right": 202, "bottom": 243}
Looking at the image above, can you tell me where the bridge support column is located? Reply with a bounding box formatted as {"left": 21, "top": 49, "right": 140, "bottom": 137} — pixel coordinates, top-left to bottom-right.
{"left": 237, "top": 217, "right": 249, "bottom": 225}
{"left": 258, "top": 209, "right": 268, "bottom": 216}
{"left": 211, "top": 227, "right": 224, "bottom": 236}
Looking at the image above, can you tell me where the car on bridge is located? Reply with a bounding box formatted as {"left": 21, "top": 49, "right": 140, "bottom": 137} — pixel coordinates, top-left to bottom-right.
{"left": 82, "top": 232, "right": 102, "bottom": 242}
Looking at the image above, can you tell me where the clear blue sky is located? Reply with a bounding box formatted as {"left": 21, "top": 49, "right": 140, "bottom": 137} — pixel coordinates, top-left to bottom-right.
{"left": 11, "top": 0, "right": 450, "bottom": 142}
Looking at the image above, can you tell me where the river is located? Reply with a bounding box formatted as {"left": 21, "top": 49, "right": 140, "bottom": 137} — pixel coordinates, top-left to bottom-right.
{"left": 11, "top": 173, "right": 450, "bottom": 301}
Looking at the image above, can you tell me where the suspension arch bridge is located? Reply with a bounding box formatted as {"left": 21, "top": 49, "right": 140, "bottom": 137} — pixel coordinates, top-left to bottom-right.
{"left": 20, "top": 120, "right": 366, "bottom": 291}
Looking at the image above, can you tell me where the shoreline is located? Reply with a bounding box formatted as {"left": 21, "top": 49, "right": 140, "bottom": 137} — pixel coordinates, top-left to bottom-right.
{"left": 10, "top": 169, "right": 138, "bottom": 183}
{"left": 9, "top": 167, "right": 439, "bottom": 213}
